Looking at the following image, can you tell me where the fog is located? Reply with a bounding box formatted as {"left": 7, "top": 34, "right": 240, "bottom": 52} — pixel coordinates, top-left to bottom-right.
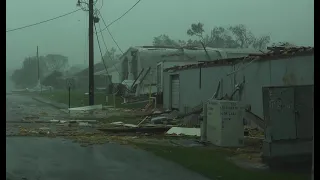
{"left": 6, "top": 0, "right": 314, "bottom": 71}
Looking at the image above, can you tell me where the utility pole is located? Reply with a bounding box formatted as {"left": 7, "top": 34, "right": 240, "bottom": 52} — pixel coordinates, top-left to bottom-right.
{"left": 88, "top": 0, "right": 95, "bottom": 105}
{"left": 37, "top": 46, "right": 39, "bottom": 82}
{"left": 37, "top": 46, "right": 42, "bottom": 92}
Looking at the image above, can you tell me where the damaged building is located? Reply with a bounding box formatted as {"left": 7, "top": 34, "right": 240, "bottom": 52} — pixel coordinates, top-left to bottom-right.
{"left": 112, "top": 46, "right": 265, "bottom": 96}
{"left": 161, "top": 46, "right": 314, "bottom": 163}
{"left": 162, "top": 46, "right": 314, "bottom": 127}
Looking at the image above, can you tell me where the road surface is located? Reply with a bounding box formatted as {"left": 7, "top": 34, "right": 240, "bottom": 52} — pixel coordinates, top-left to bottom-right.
{"left": 6, "top": 94, "right": 209, "bottom": 180}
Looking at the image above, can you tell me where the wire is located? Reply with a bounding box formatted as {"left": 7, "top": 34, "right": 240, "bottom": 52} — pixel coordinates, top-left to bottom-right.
{"left": 97, "top": 22, "right": 122, "bottom": 75}
{"left": 6, "top": 9, "right": 81, "bottom": 33}
{"left": 98, "top": 0, "right": 141, "bottom": 32}
{"left": 94, "top": 24, "right": 131, "bottom": 93}
{"left": 97, "top": 10, "right": 124, "bottom": 54}
{"left": 94, "top": 24, "right": 112, "bottom": 83}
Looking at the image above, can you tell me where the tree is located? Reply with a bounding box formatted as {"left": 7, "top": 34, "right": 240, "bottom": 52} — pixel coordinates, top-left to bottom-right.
{"left": 103, "top": 47, "right": 120, "bottom": 61}
{"left": 187, "top": 22, "right": 212, "bottom": 60}
{"left": 11, "top": 54, "right": 69, "bottom": 88}
{"left": 11, "top": 57, "right": 42, "bottom": 88}
{"left": 152, "top": 23, "right": 271, "bottom": 51}
{"left": 228, "top": 24, "right": 270, "bottom": 49}
{"left": 152, "top": 34, "right": 180, "bottom": 47}
{"left": 44, "top": 54, "right": 69, "bottom": 72}
{"left": 42, "top": 70, "right": 63, "bottom": 88}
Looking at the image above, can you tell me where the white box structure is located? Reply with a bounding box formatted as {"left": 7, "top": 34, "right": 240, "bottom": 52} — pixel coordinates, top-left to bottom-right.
{"left": 206, "top": 100, "right": 245, "bottom": 147}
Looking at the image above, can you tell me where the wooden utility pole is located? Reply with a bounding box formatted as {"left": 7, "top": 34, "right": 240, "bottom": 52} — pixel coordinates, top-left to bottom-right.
{"left": 37, "top": 46, "right": 39, "bottom": 82}
{"left": 88, "top": 0, "right": 94, "bottom": 105}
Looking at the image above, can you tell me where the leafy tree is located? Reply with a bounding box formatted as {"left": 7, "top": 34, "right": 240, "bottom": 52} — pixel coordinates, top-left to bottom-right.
{"left": 152, "top": 34, "right": 180, "bottom": 47}
{"left": 11, "top": 54, "right": 69, "bottom": 88}
{"left": 228, "top": 24, "right": 270, "bottom": 49}
{"left": 152, "top": 23, "right": 271, "bottom": 50}
{"left": 187, "top": 22, "right": 212, "bottom": 60}
{"left": 11, "top": 57, "right": 42, "bottom": 88}
{"left": 44, "top": 54, "right": 69, "bottom": 72}
{"left": 42, "top": 70, "right": 63, "bottom": 88}
{"left": 103, "top": 47, "right": 121, "bottom": 61}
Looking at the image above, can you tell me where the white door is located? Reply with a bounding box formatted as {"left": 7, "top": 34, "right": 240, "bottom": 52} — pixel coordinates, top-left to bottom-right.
{"left": 171, "top": 75, "right": 180, "bottom": 109}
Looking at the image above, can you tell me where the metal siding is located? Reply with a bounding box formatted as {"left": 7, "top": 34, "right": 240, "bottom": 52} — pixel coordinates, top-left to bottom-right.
{"left": 178, "top": 66, "right": 233, "bottom": 111}
{"left": 263, "top": 87, "right": 297, "bottom": 140}
{"left": 270, "top": 55, "right": 314, "bottom": 86}
{"left": 156, "top": 63, "right": 162, "bottom": 92}
{"left": 163, "top": 54, "right": 314, "bottom": 122}
{"left": 171, "top": 75, "right": 180, "bottom": 109}
{"left": 162, "top": 71, "right": 171, "bottom": 109}
{"left": 236, "top": 60, "right": 271, "bottom": 118}
{"left": 294, "top": 85, "right": 314, "bottom": 139}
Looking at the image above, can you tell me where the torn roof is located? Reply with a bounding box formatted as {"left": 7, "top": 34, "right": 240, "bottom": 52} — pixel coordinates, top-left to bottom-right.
{"left": 164, "top": 46, "right": 314, "bottom": 72}
{"left": 118, "top": 45, "right": 265, "bottom": 60}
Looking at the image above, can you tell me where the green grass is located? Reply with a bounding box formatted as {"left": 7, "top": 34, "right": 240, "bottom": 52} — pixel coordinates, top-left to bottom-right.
{"left": 135, "top": 143, "right": 310, "bottom": 180}
{"left": 40, "top": 90, "right": 107, "bottom": 107}
{"left": 39, "top": 90, "right": 149, "bottom": 109}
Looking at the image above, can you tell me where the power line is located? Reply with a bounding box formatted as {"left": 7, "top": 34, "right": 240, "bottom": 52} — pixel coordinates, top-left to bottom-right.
{"left": 6, "top": 9, "right": 81, "bottom": 33}
{"left": 97, "top": 22, "right": 122, "bottom": 75}
{"left": 94, "top": 24, "right": 112, "bottom": 83}
{"left": 98, "top": 0, "right": 141, "bottom": 33}
{"left": 97, "top": 10, "right": 124, "bottom": 54}
{"left": 95, "top": 23, "right": 131, "bottom": 93}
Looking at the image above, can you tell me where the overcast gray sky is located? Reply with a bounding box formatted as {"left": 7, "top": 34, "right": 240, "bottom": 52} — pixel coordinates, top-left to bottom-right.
{"left": 6, "top": 0, "right": 314, "bottom": 70}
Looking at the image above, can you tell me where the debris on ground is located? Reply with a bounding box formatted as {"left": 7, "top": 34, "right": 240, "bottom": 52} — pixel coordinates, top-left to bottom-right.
{"left": 181, "top": 114, "right": 200, "bottom": 127}
{"left": 166, "top": 127, "right": 200, "bottom": 137}
{"left": 68, "top": 104, "right": 103, "bottom": 111}
{"left": 98, "top": 126, "right": 171, "bottom": 134}
{"left": 151, "top": 116, "right": 168, "bottom": 124}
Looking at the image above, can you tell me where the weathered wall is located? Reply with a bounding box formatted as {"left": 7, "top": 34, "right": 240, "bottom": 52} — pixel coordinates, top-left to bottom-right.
{"left": 163, "top": 55, "right": 314, "bottom": 118}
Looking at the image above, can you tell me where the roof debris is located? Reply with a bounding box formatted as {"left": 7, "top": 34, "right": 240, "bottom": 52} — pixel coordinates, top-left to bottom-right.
{"left": 164, "top": 46, "right": 314, "bottom": 72}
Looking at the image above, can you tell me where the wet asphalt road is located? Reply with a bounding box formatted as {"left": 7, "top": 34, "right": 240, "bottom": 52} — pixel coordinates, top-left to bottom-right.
{"left": 6, "top": 94, "right": 66, "bottom": 122}
{"left": 6, "top": 94, "right": 210, "bottom": 180}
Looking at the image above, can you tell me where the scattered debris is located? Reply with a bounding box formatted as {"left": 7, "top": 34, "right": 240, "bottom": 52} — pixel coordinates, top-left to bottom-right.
{"left": 78, "top": 122, "right": 92, "bottom": 127}
{"left": 181, "top": 114, "right": 200, "bottom": 127}
{"left": 151, "top": 116, "right": 167, "bottom": 124}
{"left": 166, "top": 127, "right": 200, "bottom": 137}
{"left": 123, "top": 124, "right": 138, "bottom": 128}
{"left": 98, "top": 126, "right": 171, "bottom": 134}
{"left": 164, "top": 110, "right": 179, "bottom": 120}
{"left": 137, "top": 116, "right": 150, "bottom": 126}
{"left": 68, "top": 104, "right": 102, "bottom": 111}
{"left": 110, "top": 121, "right": 124, "bottom": 126}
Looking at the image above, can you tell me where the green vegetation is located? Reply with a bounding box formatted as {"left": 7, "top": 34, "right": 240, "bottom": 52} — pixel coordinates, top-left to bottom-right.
{"left": 39, "top": 90, "right": 148, "bottom": 109}
{"left": 40, "top": 90, "right": 106, "bottom": 107}
{"left": 136, "top": 143, "right": 309, "bottom": 180}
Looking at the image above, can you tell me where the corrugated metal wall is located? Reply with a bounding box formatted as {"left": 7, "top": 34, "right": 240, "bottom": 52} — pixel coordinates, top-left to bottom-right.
{"left": 163, "top": 55, "right": 314, "bottom": 119}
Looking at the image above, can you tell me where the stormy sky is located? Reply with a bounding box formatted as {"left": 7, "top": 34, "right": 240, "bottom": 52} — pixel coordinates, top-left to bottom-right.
{"left": 6, "top": 0, "right": 314, "bottom": 70}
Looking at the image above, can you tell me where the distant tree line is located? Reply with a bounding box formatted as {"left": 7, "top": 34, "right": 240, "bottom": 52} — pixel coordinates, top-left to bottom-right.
{"left": 11, "top": 54, "right": 69, "bottom": 88}
{"left": 153, "top": 23, "right": 293, "bottom": 49}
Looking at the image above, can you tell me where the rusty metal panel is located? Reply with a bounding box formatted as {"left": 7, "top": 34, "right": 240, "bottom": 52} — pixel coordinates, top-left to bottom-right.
{"left": 294, "top": 85, "right": 314, "bottom": 139}
{"left": 263, "top": 87, "right": 296, "bottom": 140}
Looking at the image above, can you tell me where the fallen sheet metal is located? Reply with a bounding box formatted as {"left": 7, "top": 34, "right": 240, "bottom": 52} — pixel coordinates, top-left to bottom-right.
{"left": 68, "top": 104, "right": 102, "bottom": 111}
{"left": 110, "top": 121, "right": 124, "bottom": 125}
{"left": 50, "top": 119, "right": 97, "bottom": 123}
{"left": 123, "top": 124, "right": 138, "bottom": 128}
{"left": 166, "top": 127, "right": 200, "bottom": 137}
{"left": 98, "top": 126, "right": 171, "bottom": 134}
